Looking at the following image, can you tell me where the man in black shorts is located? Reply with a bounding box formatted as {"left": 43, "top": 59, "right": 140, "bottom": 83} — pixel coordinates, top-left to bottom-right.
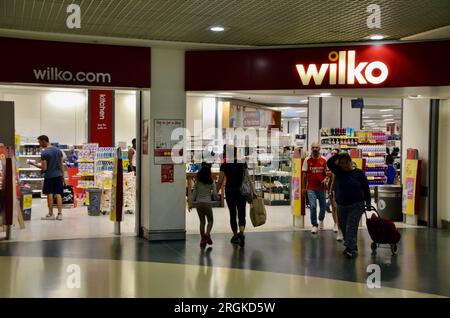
{"left": 29, "top": 135, "right": 65, "bottom": 221}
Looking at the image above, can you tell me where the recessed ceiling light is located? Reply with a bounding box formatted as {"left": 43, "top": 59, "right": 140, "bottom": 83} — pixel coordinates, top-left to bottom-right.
{"left": 408, "top": 94, "right": 423, "bottom": 99}
{"left": 296, "top": 110, "right": 306, "bottom": 113}
{"left": 379, "top": 109, "right": 393, "bottom": 112}
{"left": 370, "top": 35, "right": 384, "bottom": 40}
{"left": 382, "top": 114, "right": 394, "bottom": 117}
{"left": 210, "top": 26, "right": 225, "bottom": 32}
{"left": 384, "top": 119, "right": 395, "bottom": 121}
{"left": 300, "top": 99, "right": 308, "bottom": 103}
{"left": 320, "top": 92, "right": 331, "bottom": 97}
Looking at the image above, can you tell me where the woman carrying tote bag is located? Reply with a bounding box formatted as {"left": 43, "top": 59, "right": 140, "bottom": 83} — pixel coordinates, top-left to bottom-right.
{"left": 217, "top": 145, "right": 257, "bottom": 247}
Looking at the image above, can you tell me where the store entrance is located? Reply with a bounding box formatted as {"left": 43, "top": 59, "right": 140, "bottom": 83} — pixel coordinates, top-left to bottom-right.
{"left": 0, "top": 85, "right": 140, "bottom": 241}
{"left": 185, "top": 92, "right": 309, "bottom": 233}
{"left": 185, "top": 91, "right": 408, "bottom": 234}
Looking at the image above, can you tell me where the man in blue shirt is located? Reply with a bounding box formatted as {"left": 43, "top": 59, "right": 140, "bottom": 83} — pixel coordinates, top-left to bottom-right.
{"left": 29, "top": 135, "right": 65, "bottom": 221}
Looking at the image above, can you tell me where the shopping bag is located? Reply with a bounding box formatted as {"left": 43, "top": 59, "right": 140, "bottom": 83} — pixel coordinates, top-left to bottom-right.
{"left": 240, "top": 169, "right": 252, "bottom": 203}
{"left": 54, "top": 185, "right": 75, "bottom": 208}
{"left": 250, "top": 197, "right": 267, "bottom": 227}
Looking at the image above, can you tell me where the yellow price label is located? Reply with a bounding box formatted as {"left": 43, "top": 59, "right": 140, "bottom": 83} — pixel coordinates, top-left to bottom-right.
{"left": 104, "top": 179, "right": 112, "bottom": 189}
{"left": 367, "top": 176, "right": 375, "bottom": 180}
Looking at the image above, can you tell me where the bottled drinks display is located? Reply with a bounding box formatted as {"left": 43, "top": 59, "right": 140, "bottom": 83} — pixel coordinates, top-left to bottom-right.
{"left": 321, "top": 128, "right": 356, "bottom": 137}
{"left": 96, "top": 148, "right": 116, "bottom": 159}
{"left": 21, "top": 145, "right": 40, "bottom": 156}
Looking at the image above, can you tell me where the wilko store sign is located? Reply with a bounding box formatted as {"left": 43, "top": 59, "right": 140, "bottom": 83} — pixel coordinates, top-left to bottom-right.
{"left": 185, "top": 40, "right": 450, "bottom": 90}
{"left": 296, "top": 50, "right": 388, "bottom": 86}
{"left": 0, "top": 37, "right": 150, "bottom": 88}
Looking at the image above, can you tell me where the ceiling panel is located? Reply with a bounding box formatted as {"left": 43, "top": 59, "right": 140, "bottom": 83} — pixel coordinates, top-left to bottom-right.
{"left": 0, "top": 0, "right": 449, "bottom": 45}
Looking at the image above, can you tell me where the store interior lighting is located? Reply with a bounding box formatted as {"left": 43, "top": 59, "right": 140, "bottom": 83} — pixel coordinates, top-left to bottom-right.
{"left": 46, "top": 92, "right": 85, "bottom": 107}
{"left": 369, "top": 35, "right": 385, "bottom": 40}
{"left": 210, "top": 26, "right": 225, "bottom": 32}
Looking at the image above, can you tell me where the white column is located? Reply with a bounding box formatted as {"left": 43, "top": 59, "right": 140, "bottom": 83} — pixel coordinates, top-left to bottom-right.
{"left": 342, "top": 98, "right": 362, "bottom": 129}
{"left": 321, "top": 96, "right": 341, "bottom": 128}
{"left": 141, "top": 48, "right": 186, "bottom": 241}
{"left": 438, "top": 99, "right": 450, "bottom": 228}
{"left": 308, "top": 97, "right": 320, "bottom": 150}
{"left": 402, "top": 98, "right": 430, "bottom": 225}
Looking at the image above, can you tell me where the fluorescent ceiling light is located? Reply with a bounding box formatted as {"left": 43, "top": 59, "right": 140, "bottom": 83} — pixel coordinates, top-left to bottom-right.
{"left": 382, "top": 114, "right": 394, "bottom": 117}
{"left": 408, "top": 94, "right": 423, "bottom": 99}
{"left": 299, "top": 99, "right": 308, "bottom": 103}
{"left": 384, "top": 119, "right": 395, "bottom": 121}
{"left": 210, "top": 26, "right": 225, "bottom": 32}
{"left": 320, "top": 92, "right": 331, "bottom": 97}
{"left": 379, "top": 109, "right": 393, "bottom": 112}
{"left": 370, "top": 35, "right": 385, "bottom": 40}
{"left": 362, "top": 116, "right": 370, "bottom": 119}
{"left": 296, "top": 110, "right": 306, "bottom": 113}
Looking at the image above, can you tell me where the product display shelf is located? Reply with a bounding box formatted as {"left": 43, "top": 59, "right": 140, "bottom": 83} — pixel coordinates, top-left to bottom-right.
{"left": 357, "top": 130, "right": 387, "bottom": 188}
{"left": 76, "top": 143, "right": 98, "bottom": 205}
{"left": 251, "top": 157, "right": 291, "bottom": 206}
{"left": 94, "top": 148, "right": 116, "bottom": 213}
{"left": 18, "top": 144, "right": 44, "bottom": 197}
{"left": 320, "top": 128, "right": 359, "bottom": 151}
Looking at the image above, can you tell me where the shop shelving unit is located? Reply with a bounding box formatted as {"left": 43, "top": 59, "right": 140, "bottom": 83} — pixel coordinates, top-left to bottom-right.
{"left": 76, "top": 143, "right": 98, "bottom": 205}
{"left": 18, "top": 143, "right": 44, "bottom": 197}
{"left": 94, "top": 148, "right": 116, "bottom": 214}
{"left": 357, "top": 130, "right": 387, "bottom": 192}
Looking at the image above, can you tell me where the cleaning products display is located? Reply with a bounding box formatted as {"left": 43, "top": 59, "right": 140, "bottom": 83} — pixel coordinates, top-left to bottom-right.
{"left": 94, "top": 148, "right": 116, "bottom": 213}
{"left": 123, "top": 172, "right": 136, "bottom": 214}
{"left": 76, "top": 144, "right": 98, "bottom": 204}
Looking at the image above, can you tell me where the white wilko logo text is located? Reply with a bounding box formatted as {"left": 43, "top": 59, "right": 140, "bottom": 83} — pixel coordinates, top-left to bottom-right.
{"left": 33, "top": 67, "right": 112, "bottom": 84}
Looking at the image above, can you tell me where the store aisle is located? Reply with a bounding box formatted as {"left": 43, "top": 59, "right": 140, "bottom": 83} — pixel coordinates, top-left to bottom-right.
{"left": 8, "top": 199, "right": 136, "bottom": 242}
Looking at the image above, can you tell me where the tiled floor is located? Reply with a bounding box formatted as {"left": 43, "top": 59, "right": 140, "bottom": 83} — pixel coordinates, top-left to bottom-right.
{"left": 6, "top": 199, "right": 136, "bottom": 242}
{"left": 0, "top": 228, "right": 448, "bottom": 297}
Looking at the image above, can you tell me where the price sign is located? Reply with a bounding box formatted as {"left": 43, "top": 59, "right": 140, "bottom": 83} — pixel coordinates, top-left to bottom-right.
{"left": 23, "top": 195, "right": 32, "bottom": 209}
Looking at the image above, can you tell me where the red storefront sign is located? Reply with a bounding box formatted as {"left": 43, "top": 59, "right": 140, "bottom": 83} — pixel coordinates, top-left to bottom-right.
{"left": 186, "top": 40, "right": 450, "bottom": 90}
{"left": 89, "top": 90, "right": 114, "bottom": 147}
{"left": 0, "top": 37, "right": 150, "bottom": 88}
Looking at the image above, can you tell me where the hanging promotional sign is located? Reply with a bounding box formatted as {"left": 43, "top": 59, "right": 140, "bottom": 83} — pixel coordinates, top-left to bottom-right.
{"left": 402, "top": 159, "right": 421, "bottom": 215}
{"left": 89, "top": 90, "right": 114, "bottom": 147}
{"left": 291, "top": 149, "right": 305, "bottom": 217}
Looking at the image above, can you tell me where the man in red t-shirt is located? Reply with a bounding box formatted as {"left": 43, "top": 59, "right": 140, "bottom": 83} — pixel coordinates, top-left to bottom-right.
{"left": 302, "top": 142, "right": 328, "bottom": 234}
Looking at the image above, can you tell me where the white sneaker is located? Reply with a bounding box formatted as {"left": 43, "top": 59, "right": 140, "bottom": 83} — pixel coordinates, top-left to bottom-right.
{"left": 41, "top": 214, "right": 55, "bottom": 220}
{"left": 311, "top": 226, "right": 318, "bottom": 234}
{"left": 319, "top": 221, "right": 324, "bottom": 230}
{"left": 56, "top": 214, "right": 63, "bottom": 221}
{"left": 336, "top": 231, "right": 344, "bottom": 241}
{"left": 333, "top": 224, "right": 338, "bottom": 233}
